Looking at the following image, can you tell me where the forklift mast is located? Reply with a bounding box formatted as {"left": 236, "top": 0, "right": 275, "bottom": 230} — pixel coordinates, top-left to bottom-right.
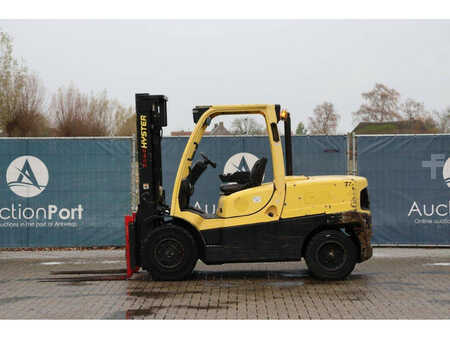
{"left": 132, "top": 94, "right": 168, "bottom": 268}
{"left": 135, "top": 93, "right": 167, "bottom": 209}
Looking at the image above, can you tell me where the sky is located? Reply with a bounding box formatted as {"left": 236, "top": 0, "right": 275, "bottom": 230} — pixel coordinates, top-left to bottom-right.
{"left": 1, "top": 20, "right": 450, "bottom": 134}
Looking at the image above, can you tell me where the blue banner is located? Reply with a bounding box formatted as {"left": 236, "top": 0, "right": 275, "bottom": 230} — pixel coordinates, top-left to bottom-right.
{"left": 357, "top": 135, "right": 450, "bottom": 245}
{"left": 0, "top": 138, "right": 131, "bottom": 248}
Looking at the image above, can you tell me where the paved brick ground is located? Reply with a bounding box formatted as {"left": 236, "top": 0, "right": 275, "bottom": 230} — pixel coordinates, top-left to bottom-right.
{"left": 0, "top": 248, "right": 448, "bottom": 319}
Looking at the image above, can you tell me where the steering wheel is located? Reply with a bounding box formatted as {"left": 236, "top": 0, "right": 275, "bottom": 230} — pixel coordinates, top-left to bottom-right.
{"left": 200, "top": 152, "right": 217, "bottom": 168}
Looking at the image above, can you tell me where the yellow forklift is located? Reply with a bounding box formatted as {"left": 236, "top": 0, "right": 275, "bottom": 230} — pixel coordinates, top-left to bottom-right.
{"left": 125, "top": 94, "right": 372, "bottom": 281}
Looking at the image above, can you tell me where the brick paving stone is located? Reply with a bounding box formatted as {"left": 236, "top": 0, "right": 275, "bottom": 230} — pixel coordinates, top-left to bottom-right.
{"left": 0, "top": 248, "right": 449, "bottom": 319}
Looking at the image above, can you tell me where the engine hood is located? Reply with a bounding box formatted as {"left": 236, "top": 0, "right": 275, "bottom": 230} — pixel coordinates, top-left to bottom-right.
{"left": 281, "top": 175, "right": 369, "bottom": 219}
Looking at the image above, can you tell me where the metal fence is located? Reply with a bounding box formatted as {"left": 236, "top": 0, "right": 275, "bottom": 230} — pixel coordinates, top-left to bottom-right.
{"left": 1, "top": 134, "right": 449, "bottom": 248}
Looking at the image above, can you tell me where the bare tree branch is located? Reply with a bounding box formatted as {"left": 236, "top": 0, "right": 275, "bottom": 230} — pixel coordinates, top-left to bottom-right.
{"left": 353, "top": 83, "right": 401, "bottom": 123}
{"left": 230, "top": 117, "right": 266, "bottom": 135}
{"left": 308, "top": 102, "right": 340, "bottom": 135}
{"left": 0, "top": 31, "right": 50, "bottom": 136}
{"left": 50, "top": 84, "right": 129, "bottom": 137}
{"left": 433, "top": 107, "right": 450, "bottom": 133}
{"left": 400, "top": 98, "right": 426, "bottom": 120}
{"left": 115, "top": 109, "right": 136, "bottom": 136}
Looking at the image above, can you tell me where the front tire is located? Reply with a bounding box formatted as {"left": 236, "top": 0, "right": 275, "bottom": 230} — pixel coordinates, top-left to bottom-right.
{"left": 305, "top": 230, "right": 357, "bottom": 280}
{"left": 144, "top": 225, "right": 198, "bottom": 281}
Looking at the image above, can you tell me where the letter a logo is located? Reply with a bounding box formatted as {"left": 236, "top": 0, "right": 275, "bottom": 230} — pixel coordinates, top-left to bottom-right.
{"left": 224, "top": 152, "right": 260, "bottom": 175}
{"left": 6, "top": 156, "right": 49, "bottom": 198}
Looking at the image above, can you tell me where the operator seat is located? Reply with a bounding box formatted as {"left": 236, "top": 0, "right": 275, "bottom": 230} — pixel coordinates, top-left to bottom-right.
{"left": 220, "top": 157, "right": 267, "bottom": 196}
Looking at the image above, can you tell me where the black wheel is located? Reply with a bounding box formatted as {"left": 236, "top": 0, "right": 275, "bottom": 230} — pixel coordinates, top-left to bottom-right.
{"left": 144, "top": 225, "right": 198, "bottom": 281}
{"left": 304, "top": 230, "right": 357, "bottom": 280}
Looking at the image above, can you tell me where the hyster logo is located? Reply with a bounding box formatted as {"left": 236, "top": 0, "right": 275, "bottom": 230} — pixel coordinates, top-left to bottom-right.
{"left": 140, "top": 115, "right": 147, "bottom": 149}
{"left": 223, "top": 152, "right": 259, "bottom": 175}
{"left": 6, "top": 156, "right": 49, "bottom": 198}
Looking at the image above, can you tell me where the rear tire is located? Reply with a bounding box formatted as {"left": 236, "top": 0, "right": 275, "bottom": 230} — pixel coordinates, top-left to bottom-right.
{"left": 144, "top": 225, "right": 198, "bottom": 281}
{"left": 305, "top": 230, "right": 357, "bottom": 280}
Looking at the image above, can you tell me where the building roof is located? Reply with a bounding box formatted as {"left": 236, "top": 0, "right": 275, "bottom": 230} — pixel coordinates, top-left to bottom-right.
{"left": 353, "top": 119, "right": 435, "bottom": 134}
{"left": 209, "top": 122, "right": 232, "bottom": 136}
{"left": 170, "top": 122, "right": 231, "bottom": 137}
{"left": 170, "top": 130, "right": 193, "bottom": 136}
{"left": 170, "top": 130, "right": 212, "bottom": 137}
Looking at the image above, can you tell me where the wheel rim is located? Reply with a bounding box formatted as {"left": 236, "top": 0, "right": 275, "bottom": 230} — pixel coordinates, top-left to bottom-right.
{"left": 154, "top": 238, "right": 185, "bottom": 269}
{"left": 316, "top": 240, "right": 347, "bottom": 271}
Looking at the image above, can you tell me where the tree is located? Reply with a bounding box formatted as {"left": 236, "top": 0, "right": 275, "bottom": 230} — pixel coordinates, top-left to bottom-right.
{"left": 115, "top": 110, "right": 136, "bottom": 136}
{"left": 433, "top": 107, "right": 450, "bottom": 133}
{"left": 230, "top": 117, "right": 266, "bottom": 135}
{"left": 353, "top": 83, "right": 401, "bottom": 123}
{"left": 400, "top": 98, "right": 426, "bottom": 120}
{"left": 50, "top": 84, "right": 128, "bottom": 137}
{"left": 308, "top": 102, "right": 340, "bottom": 135}
{"left": 0, "top": 30, "right": 50, "bottom": 136}
{"left": 295, "top": 122, "right": 307, "bottom": 135}
{"left": 0, "top": 30, "right": 26, "bottom": 134}
{"left": 399, "top": 98, "right": 450, "bottom": 133}
{"left": 399, "top": 98, "right": 439, "bottom": 132}
{"left": 0, "top": 31, "right": 20, "bottom": 113}
{"left": 5, "top": 72, "right": 50, "bottom": 136}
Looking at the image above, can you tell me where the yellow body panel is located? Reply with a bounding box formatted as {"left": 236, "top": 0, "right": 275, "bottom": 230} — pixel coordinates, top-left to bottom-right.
{"left": 282, "top": 175, "right": 368, "bottom": 219}
{"left": 217, "top": 182, "right": 274, "bottom": 218}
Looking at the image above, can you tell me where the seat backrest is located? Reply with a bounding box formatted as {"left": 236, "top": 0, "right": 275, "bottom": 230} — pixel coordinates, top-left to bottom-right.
{"left": 249, "top": 157, "right": 267, "bottom": 187}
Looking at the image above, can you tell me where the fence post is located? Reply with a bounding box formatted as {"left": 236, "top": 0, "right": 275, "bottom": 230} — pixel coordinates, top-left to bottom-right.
{"left": 346, "top": 133, "right": 351, "bottom": 175}
{"left": 352, "top": 133, "right": 357, "bottom": 175}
